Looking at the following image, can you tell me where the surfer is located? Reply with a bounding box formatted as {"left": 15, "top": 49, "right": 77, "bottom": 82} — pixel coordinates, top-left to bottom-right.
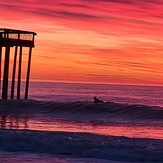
{"left": 94, "top": 96, "right": 104, "bottom": 103}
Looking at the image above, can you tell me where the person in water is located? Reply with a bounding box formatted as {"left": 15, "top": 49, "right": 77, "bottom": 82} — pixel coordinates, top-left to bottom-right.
{"left": 94, "top": 96, "right": 104, "bottom": 103}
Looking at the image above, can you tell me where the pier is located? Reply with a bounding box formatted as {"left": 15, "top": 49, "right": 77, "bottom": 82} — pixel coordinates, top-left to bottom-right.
{"left": 0, "top": 28, "right": 37, "bottom": 99}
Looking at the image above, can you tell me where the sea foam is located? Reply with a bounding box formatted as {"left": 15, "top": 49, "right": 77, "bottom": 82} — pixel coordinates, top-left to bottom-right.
{"left": 0, "top": 129, "right": 163, "bottom": 162}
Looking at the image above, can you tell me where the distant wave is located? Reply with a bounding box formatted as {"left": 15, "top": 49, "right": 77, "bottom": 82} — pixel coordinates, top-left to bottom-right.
{"left": 0, "top": 100, "right": 163, "bottom": 122}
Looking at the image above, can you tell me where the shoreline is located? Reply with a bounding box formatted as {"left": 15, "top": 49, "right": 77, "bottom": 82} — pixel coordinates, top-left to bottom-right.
{"left": 0, "top": 129, "right": 162, "bottom": 162}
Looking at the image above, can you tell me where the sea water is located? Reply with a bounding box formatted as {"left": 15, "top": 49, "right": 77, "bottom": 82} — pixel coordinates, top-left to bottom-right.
{"left": 0, "top": 81, "right": 163, "bottom": 162}
{"left": 28, "top": 82, "right": 163, "bottom": 106}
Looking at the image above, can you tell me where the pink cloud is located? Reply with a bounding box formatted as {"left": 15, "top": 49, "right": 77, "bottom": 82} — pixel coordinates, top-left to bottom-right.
{"left": 0, "top": 0, "right": 163, "bottom": 33}
{"left": 0, "top": 0, "right": 163, "bottom": 85}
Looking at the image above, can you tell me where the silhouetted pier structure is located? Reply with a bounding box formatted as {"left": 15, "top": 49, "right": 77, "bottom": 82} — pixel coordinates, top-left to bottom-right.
{"left": 0, "top": 28, "right": 37, "bottom": 99}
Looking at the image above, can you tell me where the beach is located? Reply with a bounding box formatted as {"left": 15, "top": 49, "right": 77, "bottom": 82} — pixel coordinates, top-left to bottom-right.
{"left": 0, "top": 128, "right": 162, "bottom": 162}
{"left": 0, "top": 127, "right": 163, "bottom": 162}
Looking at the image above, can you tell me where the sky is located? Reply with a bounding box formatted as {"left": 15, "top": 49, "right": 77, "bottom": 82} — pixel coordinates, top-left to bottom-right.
{"left": 0, "top": 0, "right": 163, "bottom": 85}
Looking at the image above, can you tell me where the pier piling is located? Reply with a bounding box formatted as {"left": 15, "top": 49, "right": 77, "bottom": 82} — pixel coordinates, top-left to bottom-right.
{"left": 0, "top": 46, "right": 2, "bottom": 91}
{"left": 11, "top": 46, "right": 18, "bottom": 99}
{"left": 2, "top": 47, "right": 10, "bottom": 99}
{"left": 25, "top": 47, "right": 32, "bottom": 100}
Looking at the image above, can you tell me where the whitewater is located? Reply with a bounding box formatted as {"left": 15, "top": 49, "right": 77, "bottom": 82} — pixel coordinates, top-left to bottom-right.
{"left": 0, "top": 82, "right": 163, "bottom": 162}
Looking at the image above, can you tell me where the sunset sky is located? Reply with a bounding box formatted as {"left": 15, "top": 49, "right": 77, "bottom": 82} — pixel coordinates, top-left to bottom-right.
{"left": 0, "top": 0, "right": 163, "bottom": 85}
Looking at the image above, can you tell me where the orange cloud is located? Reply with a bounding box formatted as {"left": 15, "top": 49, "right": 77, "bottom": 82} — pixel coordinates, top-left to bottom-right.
{"left": 0, "top": 0, "right": 163, "bottom": 85}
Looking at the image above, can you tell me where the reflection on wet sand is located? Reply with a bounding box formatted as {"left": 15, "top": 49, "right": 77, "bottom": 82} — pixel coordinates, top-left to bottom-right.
{"left": 0, "top": 111, "right": 29, "bottom": 129}
{"left": 0, "top": 111, "right": 163, "bottom": 140}
{"left": 28, "top": 118, "right": 163, "bottom": 140}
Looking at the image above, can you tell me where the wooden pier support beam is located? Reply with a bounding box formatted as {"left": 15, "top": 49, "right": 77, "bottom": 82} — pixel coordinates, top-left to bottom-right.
{"left": 25, "top": 47, "right": 32, "bottom": 100}
{"left": 2, "top": 47, "right": 10, "bottom": 99}
{"left": 11, "top": 46, "right": 18, "bottom": 99}
{"left": 0, "top": 47, "right": 2, "bottom": 92}
{"left": 17, "top": 46, "right": 22, "bottom": 99}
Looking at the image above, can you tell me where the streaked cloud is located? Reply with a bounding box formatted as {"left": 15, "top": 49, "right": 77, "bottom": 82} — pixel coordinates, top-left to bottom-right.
{"left": 0, "top": 0, "right": 163, "bottom": 85}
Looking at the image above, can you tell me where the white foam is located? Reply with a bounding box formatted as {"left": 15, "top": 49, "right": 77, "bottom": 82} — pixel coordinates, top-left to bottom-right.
{"left": 0, "top": 151, "right": 131, "bottom": 163}
{"left": 0, "top": 129, "right": 162, "bottom": 162}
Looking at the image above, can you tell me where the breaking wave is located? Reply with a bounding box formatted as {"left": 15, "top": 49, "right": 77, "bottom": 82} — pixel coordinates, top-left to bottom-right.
{"left": 0, "top": 100, "right": 163, "bottom": 121}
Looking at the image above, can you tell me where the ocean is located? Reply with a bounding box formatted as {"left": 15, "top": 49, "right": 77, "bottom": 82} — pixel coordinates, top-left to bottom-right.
{"left": 28, "top": 82, "right": 163, "bottom": 107}
{"left": 0, "top": 81, "right": 163, "bottom": 162}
